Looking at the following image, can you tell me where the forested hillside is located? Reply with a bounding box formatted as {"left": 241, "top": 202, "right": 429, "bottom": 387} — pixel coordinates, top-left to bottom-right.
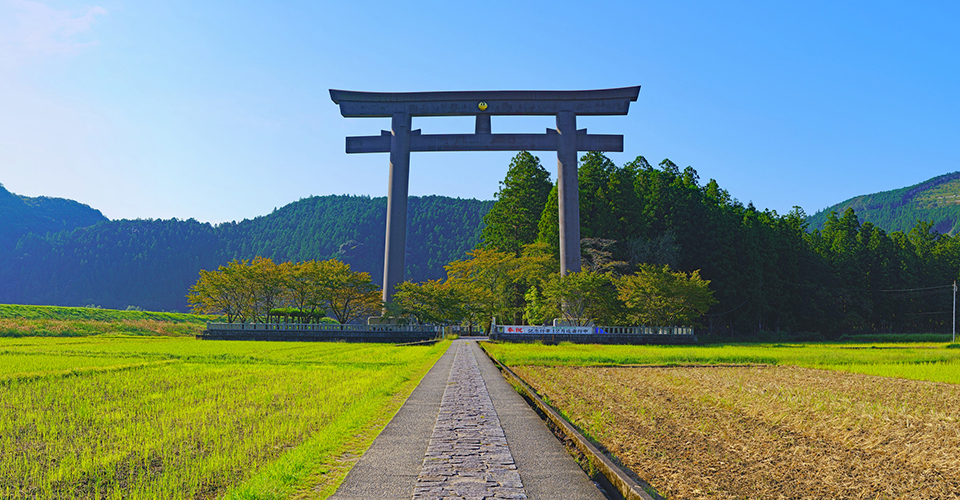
{"left": 8, "top": 160, "right": 960, "bottom": 337}
{"left": 807, "top": 172, "right": 960, "bottom": 235}
{"left": 0, "top": 183, "right": 107, "bottom": 254}
{"left": 0, "top": 193, "right": 493, "bottom": 312}
{"left": 474, "top": 152, "right": 960, "bottom": 337}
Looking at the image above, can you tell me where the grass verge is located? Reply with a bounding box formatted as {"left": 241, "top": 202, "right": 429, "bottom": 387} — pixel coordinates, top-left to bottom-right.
{"left": 0, "top": 304, "right": 213, "bottom": 338}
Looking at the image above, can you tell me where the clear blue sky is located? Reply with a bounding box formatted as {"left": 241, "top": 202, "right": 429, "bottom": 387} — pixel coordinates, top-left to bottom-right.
{"left": 1, "top": 0, "right": 958, "bottom": 223}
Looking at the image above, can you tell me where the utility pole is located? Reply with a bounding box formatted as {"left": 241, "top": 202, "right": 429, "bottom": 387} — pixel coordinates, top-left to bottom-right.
{"left": 953, "top": 281, "right": 957, "bottom": 343}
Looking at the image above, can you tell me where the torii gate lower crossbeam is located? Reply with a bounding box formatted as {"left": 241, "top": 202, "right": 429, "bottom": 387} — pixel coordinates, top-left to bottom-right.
{"left": 329, "top": 87, "right": 640, "bottom": 306}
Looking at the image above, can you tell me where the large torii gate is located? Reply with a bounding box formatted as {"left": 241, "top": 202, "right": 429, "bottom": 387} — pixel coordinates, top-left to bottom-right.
{"left": 329, "top": 86, "right": 640, "bottom": 304}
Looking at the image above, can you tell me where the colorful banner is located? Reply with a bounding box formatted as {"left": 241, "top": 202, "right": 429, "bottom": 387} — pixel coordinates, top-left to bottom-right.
{"left": 499, "top": 325, "right": 593, "bottom": 335}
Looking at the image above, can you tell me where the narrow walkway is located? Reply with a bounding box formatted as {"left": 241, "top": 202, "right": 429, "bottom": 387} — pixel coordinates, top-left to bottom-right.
{"left": 413, "top": 342, "right": 526, "bottom": 498}
{"left": 330, "top": 339, "right": 605, "bottom": 500}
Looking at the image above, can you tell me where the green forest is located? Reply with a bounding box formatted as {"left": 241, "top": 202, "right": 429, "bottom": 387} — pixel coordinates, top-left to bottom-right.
{"left": 4, "top": 158, "right": 960, "bottom": 338}
{"left": 0, "top": 183, "right": 107, "bottom": 251}
{"left": 473, "top": 152, "right": 960, "bottom": 338}
{"left": 0, "top": 190, "right": 492, "bottom": 312}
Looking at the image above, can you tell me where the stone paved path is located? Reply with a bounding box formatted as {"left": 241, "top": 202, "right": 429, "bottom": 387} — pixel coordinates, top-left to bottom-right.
{"left": 413, "top": 342, "right": 527, "bottom": 499}
{"left": 329, "top": 339, "right": 605, "bottom": 500}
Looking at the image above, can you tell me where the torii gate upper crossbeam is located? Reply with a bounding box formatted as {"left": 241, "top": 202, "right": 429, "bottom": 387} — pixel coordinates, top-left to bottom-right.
{"left": 329, "top": 87, "right": 639, "bottom": 117}
{"left": 329, "top": 86, "right": 640, "bottom": 310}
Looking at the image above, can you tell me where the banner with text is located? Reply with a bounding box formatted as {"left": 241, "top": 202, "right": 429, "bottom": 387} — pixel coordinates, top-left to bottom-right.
{"left": 499, "top": 325, "right": 594, "bottom": 335}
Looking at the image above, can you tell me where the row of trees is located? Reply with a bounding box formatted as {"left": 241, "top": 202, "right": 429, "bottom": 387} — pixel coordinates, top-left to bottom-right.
{"left": 186, "top": 257, "right": 381, "bottom": 324}
{"left": 184, "top": 151, "right": 960, "bottom": 337}
{"left": 388, "top": 242, "right": 714, "bottom": 328}
{"left": 186, "top": 247, "right": 715, "bottom": 329}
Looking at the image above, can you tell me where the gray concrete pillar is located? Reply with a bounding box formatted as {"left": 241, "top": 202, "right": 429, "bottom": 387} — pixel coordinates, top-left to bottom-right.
{"left": 475, "top": 114, "right": 491, "bottom": 134}
{"left": 383, "top": 112, "right": 412, "bottom": 304}
{"left": 556, "top": 111, "right": 581, "bottom": 276}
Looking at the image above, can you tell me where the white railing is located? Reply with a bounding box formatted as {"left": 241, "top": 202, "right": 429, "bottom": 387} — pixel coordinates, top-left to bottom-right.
{"left": 492, "top": 325, "right": 695, "bottom": 335}
{"left": 206, "top": 322, "right": 440, "bottom": 333}
{"left": 595, "top": 326, "right": 695, "bottom": 335}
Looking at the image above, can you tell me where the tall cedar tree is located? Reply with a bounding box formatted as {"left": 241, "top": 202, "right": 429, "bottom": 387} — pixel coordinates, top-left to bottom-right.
{"left": 481, "top": 152, "right": 553, "bottom": 255}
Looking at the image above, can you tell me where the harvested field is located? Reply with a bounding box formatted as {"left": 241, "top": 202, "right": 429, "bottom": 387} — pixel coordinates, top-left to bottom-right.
{"left": 513, "top": 364, "right": 960, "bottom": 499}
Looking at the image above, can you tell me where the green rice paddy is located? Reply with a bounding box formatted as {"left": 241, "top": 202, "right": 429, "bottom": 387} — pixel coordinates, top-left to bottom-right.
{"left": 482, "top": 341, "right": 960, "bottom": 384}
{"left": 0, "top": 336, "right": 449, "bottom": 499}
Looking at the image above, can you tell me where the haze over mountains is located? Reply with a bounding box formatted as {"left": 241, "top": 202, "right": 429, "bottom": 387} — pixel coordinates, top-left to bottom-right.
{"left": 3, "top": 171, "right": 959, "bottom": 313}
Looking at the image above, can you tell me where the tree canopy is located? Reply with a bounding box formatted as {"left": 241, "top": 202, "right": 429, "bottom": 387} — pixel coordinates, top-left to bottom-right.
{"left": 187, "top": 257, "right": 381, "bottom": 324}
{"left": 481, "top": 151, "right": 553, "bottom": 255}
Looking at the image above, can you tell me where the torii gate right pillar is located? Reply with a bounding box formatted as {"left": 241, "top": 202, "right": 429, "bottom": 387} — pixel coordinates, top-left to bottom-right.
{"left": 556, "top": 111, "right": 581, "bottom": 276}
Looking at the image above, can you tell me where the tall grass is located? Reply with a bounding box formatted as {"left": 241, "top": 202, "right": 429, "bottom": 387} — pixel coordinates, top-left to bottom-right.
{"left": 0, "top": 337, "right": 449, "bottom": 499}
{"left": 0, "top": 304, "right": 210, "bottom": 323}
{"left": 0, "top": 304, "right": 214, "bottom": 338}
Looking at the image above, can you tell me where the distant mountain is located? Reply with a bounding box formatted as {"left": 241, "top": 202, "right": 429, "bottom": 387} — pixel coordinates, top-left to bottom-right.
{"left": 0, "top": 183, "right": 107, "bottom": 252}
{"left": 807, "top": 172, "right": 960, "bottom": 235}
{"left": 0, "top": 189, "right": 493, "bottom": 312}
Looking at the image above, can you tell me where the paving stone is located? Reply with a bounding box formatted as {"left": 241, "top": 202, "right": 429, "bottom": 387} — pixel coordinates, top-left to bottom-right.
{"left": 412, "top": 341, "right": 528, "bottom": 500}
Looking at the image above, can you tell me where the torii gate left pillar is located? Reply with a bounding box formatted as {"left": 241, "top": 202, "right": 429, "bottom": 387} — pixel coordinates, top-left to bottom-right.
{"left": 330, "top": 87, "right": 640, "bottom": 305}
{"left": 383, "top": 111, "right": 411, "bottom": 304}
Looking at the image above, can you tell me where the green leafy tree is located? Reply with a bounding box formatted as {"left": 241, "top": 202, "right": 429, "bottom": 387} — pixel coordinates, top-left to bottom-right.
{"left": 187, "top": 259, "right": 256, "bottom": 322}
{"left": 249, "top": 256, "right": 286, "bottom": 322}
{"left": 188, "top": 262, "right": 241, "bottom": 322}
{"left": 322, "top": 260, "right": 382, "bottom": 324}
{"left": 390, "top": 279, "right": 477, "bottom": 326}
{"left": 285, "top": 260, "right": 327, "bottom": 318}
{"left": 481, "top": 152, "right": 553, "bottom": 255}
{"left": 540, "top": 271, "right": 621, "bottom": 326}
{"left": 577, "top": 152, "right": 619, "bottom": 239}
{"left": 445, "top": 248, "right": 517, "bottom": 325}
{"left": 523, "top": 285, "right": 556, "bottom": 326}
{"left": 616, "top": 264, "right": 716, "bottom": 326}
{"left": 511, "top": 241, "right": 558, "bottom": 290}
{"left": 536, "top": 183, "right": 560, "bottom": 258}
{"left": 187, "top": 257, "right": 381, "bottom": 324}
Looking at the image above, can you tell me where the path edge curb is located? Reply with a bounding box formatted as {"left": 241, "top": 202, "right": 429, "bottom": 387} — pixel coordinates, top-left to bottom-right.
{"left": 478, "top": 343, "right": 658, "bottom": 500}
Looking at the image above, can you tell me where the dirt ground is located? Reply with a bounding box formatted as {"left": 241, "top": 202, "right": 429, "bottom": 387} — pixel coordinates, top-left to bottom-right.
{"left": 513, "top": 365, "right": 960, "bottom": 499}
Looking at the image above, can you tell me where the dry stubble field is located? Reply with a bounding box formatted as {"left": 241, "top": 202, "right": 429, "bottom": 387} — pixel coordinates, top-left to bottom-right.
{"left": 486, "top": 343, "right": 960, "bottom": 499}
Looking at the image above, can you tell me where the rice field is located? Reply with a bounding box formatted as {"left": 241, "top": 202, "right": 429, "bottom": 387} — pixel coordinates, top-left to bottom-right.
{"left": 482, "top": 341, "right": 960, "bottom": 499}
{"left": 482, "top": 341, "right": 960, "bottom": 383}
{"left": 0, "top": 336, "right": 449, "bottom": 499}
